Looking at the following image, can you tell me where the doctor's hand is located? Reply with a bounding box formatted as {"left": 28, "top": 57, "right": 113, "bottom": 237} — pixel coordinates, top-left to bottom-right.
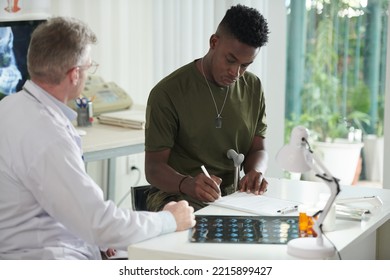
{"left": 105, "top": 248, "right": 116, "bottom": 258}
{"left": 163, "top": 200, "right": 196, "bottom": 231}
{"left": 239, "top": 170, "right": 268, "bottom": 195}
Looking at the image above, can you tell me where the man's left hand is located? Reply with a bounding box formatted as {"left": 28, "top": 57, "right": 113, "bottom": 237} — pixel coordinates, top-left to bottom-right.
{"left": 238, "top": 170, "right": 268, "bottom": 195}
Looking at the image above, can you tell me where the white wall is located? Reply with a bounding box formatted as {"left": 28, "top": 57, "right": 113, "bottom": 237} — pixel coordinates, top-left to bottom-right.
{"left": 51, "top": 0, "right": 155, "bottom": 105}
{"left": 261, "top": 0, "right": 286, "bottom": 179}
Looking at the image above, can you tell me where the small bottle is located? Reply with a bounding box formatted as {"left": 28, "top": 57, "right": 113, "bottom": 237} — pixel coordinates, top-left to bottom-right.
{"left": 298, "top": 204, "right": 318, "bottom": 237}
{"left": 298, "top": 205, "right": 309, "bottom": 237}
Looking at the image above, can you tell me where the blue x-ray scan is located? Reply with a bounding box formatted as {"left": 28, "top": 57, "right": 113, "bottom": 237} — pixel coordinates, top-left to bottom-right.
{"left": 0, "top": 27, "right": 22, "bottom": 95}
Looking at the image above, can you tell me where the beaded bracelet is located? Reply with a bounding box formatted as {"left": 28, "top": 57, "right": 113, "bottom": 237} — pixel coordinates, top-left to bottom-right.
{"left": 178, "top": 176, "right": 189, "bottom": 194}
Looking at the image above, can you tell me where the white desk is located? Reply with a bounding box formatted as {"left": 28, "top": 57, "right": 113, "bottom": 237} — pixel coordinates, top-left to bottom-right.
{"left": 127, "top": 177, "right": 390, "bottom": 260}
{"left": 80, "top": 122, "right": 145, "bottom": 199}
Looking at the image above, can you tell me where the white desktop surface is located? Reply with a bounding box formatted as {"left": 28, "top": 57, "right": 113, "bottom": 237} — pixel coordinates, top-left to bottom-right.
{"left": 127, "top": 177, "right": 390, "bottom": 260}
{"left": 80, "top": 121, "right": 144, "bottom": 162}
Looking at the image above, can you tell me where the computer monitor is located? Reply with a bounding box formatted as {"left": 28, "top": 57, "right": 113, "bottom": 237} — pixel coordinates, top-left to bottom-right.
{"left": 0, "top": 19, "right": 46, "bottom": 100}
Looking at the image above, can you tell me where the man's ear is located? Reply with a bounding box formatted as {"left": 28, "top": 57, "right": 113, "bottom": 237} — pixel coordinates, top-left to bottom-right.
{"left": 69, "top": 67, "right": 79, "bottom": 86}
{"left": 210, "top": 34, "right": 219, "bottom": 49}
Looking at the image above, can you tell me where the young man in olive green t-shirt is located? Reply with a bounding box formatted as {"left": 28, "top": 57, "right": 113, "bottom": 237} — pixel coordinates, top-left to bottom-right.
{"left": 145, "top": 4, "right": 270, "bottom": 211}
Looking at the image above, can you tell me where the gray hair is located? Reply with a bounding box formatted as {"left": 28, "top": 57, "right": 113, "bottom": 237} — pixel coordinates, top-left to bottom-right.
{"left": 27, "top": 17, "right": 97, "bottom": 84}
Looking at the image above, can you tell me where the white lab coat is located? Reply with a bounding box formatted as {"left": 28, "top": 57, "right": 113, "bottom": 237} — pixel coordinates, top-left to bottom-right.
{"left": 0, "top": 80, "right": 176, "bottom": 259}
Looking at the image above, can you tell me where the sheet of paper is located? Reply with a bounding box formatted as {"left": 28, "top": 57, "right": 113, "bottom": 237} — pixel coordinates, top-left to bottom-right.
{"left": 209, "top": 191, "right": 301, "bottom": 216}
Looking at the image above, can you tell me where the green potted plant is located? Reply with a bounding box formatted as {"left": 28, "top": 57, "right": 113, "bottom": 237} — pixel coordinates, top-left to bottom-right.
{"left": 285, "top": 18, "right": 370, "bottom": 185}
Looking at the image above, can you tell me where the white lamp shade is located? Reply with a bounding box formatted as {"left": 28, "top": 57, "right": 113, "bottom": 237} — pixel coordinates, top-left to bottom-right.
{"left": 276, "top": 126, "right": 313, "bottom": 173}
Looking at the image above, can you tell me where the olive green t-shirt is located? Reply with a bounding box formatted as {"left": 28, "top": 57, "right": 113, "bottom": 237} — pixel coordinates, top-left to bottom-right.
{"left": 145, "top": 60, "right": 267, "bottom": 187}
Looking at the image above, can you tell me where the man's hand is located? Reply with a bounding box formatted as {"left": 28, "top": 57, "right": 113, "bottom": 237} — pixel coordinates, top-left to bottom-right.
{"left": 162, "top": 200, "right": 196, "bottom": 231}
{"left": 105, "top": 248, "right": 116, "bottom": 258}
{"left": 238, "top": 170, "right": 268, "bottom": 195}
{"left": 181, "top": 174, "right": 222, "bottom": 202}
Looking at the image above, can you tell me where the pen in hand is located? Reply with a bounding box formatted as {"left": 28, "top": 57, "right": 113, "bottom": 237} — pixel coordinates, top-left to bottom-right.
{"left": 201, "top": 165, "right": 221, "bottom": 197}
{"left": 201, "top": 165, "right": 211, "bottom": 178}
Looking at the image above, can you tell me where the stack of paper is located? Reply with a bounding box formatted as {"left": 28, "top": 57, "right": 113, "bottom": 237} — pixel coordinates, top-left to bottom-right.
{"left": 209, "top": 191, "right": 301, "bottom": 216}
{"left": 98, "top": 109, "right": 145, "bottom": 129}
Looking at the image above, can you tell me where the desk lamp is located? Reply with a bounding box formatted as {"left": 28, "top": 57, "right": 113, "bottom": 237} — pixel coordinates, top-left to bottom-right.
{"left": 276, "top": 126, "right": 340, "bottom": 259}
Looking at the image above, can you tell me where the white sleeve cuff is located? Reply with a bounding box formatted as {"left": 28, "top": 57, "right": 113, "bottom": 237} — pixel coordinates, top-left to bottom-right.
{"left": 158, "top": 211, "right": 177, "bottom": 234}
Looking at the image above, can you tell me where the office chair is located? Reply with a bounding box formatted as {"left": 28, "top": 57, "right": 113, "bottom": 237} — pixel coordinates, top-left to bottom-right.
{"left": 131, "top": 185, "right": 151, "bottom": 211}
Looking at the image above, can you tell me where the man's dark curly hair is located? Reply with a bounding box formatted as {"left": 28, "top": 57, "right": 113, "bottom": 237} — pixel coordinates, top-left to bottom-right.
{"left": 218, "top": 4, "right": 269, "bottom": 48}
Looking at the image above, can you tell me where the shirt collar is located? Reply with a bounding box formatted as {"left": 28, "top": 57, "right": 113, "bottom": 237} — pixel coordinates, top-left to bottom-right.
{"left": 24, "top": 80, "right": 77, "bottom": 122}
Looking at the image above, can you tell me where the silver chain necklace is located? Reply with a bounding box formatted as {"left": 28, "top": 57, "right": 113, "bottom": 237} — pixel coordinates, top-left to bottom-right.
{"left": 201, "top": 57, "right": 229, "bottom": 129}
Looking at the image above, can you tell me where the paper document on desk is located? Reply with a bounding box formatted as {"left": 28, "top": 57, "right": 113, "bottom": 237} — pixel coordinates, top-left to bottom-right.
{"left": 98, "top": 109, "right": 145, "bottom": 129}
{"left": 209, "top": 192, "right": 301, "bottom": 216}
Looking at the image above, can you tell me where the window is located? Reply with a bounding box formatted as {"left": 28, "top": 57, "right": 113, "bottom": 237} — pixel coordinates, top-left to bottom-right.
{"left": 285, "top": 0, "right": 388, "bottom": 185}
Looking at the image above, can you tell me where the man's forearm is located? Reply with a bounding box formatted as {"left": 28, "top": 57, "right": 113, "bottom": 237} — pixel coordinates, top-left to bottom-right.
{"left": 145, "top": 163, "right": 187, "bottom": 193}
{"left": 244, "top": 150, "right": 268, "bottom": 174}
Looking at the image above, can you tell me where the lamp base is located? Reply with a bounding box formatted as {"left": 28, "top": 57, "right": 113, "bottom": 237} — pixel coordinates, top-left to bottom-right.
{"left": 287, "top": 237, "right": 336, "bottom": 259}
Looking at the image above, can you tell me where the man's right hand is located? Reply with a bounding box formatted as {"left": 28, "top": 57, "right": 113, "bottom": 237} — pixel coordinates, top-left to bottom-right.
{"left": 162, "top": 200, "right": 196, "bottom": 231}
{"left": 187, "top": 173, "right": 222, "bottom": 202}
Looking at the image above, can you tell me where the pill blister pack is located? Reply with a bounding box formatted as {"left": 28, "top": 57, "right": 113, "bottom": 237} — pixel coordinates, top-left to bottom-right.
{"left": 190, "top": 215, "right": 299, "bottom": 244}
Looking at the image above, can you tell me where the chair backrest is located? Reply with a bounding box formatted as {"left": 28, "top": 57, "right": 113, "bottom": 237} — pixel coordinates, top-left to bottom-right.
{"left": 131, "top": 185, "right": 151, "bottom": 211}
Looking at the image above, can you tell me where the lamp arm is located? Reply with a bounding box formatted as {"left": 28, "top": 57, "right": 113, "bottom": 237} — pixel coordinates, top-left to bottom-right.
{"left": 307, "top": 152, "right": 341, "bottom": 244}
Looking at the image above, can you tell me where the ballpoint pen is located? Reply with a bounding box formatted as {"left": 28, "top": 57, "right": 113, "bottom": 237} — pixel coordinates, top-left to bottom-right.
{"left": 201, "top": 165, "right": 221, "bottom": 197}
{"left": 277, "top": 205, "right": 298, "bottom": 214}
{"left": 201, "top": 165, "right": 211, "bottom": 178}
{"left": 90, "top": 95, "right": 96, "bottom": 103}
{"left": 75, "top": 98, "right": 82, "bottom": 108}
{"left": 81, "top": 97, "right": 88, "bottom": 107}
{"left": 88, "top": 101, "right": 94, "bottom": 123}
